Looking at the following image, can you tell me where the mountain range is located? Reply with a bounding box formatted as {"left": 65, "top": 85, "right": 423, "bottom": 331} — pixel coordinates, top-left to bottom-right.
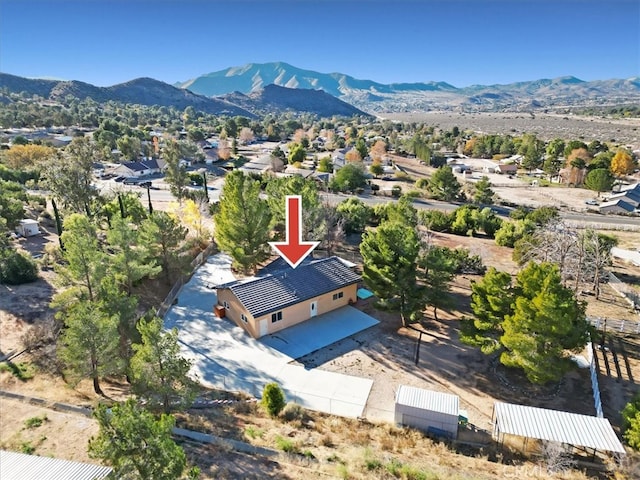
{"left": 2, "top": 62, "right": 640, "bottom": 118}
{"left": 177, "top": 62, "right": 640, "bottom": 113}
{"left": 0, "top": 72, "right": 368, "bottom": 118}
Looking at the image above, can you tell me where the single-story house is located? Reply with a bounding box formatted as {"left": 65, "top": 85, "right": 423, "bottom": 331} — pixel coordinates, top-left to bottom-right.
{"left": 394, "top": 385, "right": 460, "bottom": 440}
{"left": 283, "top": 165, "right": 315, "bottom": 178}
{"left": 496, "top": 164, "right": 518, "bottom": 175}
{"left": 16, "top": 219, "right": 39, "bottom": 237}
{"left": 606, "top": 190, "right": 640, "bottom": 208}
{"left": 620, "top": 182, "right": 640, "bottom": 194}
{"left": 112, "top": 158, "right": 164, "bottom": 178}
{"left": 216, "top": 256, "right": 361, "bottom": 339}
{"left": 599, "top": 199, "right": 636, "bottom": 215}
{"left": 239, "top": 154, "right": 276, "bottom": 174}
{"left": 331, "top": 148, "right": 349, "bottom": 171}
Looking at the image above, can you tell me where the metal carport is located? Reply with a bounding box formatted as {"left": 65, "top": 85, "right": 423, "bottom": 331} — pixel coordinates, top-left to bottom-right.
{"left": 492, "top": 402, "right": 626, "bottom": 456}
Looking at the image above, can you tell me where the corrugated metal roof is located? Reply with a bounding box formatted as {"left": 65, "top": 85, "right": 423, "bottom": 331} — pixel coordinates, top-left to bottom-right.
{"left": 219, "top": 257, "right": 360, "bottom": 318}
{"left": 395, "top": 385, "right": 459, "bottom": 416}
{"left": 494, "top": 402, "right": 626, "bottom": 454}
{"left": 0, "top": 450, "right": 113, "bottom": 480}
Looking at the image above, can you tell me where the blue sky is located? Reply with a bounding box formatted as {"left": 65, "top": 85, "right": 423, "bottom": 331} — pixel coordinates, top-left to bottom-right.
{"left": 1, "top": 0, "right": 638, "bottom": 88}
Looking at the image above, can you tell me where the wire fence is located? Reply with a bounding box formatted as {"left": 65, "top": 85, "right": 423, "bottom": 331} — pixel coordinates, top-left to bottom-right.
{"left": 608, "top": 272, "right": 640, "bottom": 310}
{"left": 284, "top": 389, "right": 366, "bottom": 418}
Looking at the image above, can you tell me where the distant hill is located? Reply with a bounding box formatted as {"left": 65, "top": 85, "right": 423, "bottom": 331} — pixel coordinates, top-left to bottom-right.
{"left": 218, "top": 84, "right": 371, "bottom": 117}
{"left": 177, "top": 62, "right": 640, "bottom": 113}
{"left": 0, "top": 73, "right": 255, "bottom": 117}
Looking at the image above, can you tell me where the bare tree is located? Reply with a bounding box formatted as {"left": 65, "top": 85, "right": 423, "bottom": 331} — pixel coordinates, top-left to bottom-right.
{"left": 239, "top": 127, "right": 255, "bottom": 145}
{"left": 317, "top": 203, "right": 345, "bottom": 257}
{"left": 580, "top": 229, "right": 618, "bottom": 299}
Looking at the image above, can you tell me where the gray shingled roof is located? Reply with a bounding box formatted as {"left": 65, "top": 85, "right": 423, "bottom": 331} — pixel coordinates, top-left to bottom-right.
{"left": 221, "top": 257, "right": 360, "bottom": 318}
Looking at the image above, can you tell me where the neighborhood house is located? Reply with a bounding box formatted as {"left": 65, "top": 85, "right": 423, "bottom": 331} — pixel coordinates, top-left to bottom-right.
{"left": 216, "top": 256, "right": 360, "bottom": 338}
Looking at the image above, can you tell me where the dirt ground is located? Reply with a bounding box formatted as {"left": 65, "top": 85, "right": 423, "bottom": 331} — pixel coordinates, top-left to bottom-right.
{"left": 389, "top": 153, "right": 640, "bottom": 215}
{"left": 1, "top": 208, "right": 639, "bottom": 477}
{"left": 383, "top": 112, "right": 640, "bottom": 147}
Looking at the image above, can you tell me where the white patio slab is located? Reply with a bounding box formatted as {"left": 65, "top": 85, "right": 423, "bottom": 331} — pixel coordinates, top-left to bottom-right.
{"left": 259, "top": 306, "right": 379, "bottom": 360}
{"left": 164, "top": 254, "right": 377, "bottom": 418}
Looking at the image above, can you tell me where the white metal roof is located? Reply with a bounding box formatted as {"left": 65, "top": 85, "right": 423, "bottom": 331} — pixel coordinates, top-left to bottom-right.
{"left": 0, "top": 450, "right": 113, "bottom": 480}
{"left": 396, "top": 385, "right": 459, "bottom": 416}
{"left": 493, "top": 402, "right": 626, "bottom": 454}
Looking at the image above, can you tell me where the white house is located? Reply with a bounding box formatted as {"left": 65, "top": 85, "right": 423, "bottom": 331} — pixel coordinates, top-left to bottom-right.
{"left": 112, "top": 159, "right": 164, "bottom": 178}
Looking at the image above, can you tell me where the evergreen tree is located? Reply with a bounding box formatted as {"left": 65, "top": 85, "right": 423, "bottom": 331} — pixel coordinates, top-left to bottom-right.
{"left": 139, "top": 211, "right": 189, "bottom": 285}
{"left": 41, "top": 137, "right": 99, "bottom": 213}
{"left": 360, "top": 221, "right": 422, "bottom": 326}
{"left": 58, "top": 300, "right": 121, "bottom": 395}
{"left": 419, "top": 246, "right": 457, "bottom": 321}
{"left": 500, "top": 262, "right": 589, "bottom": 384}
{"left": 55, "top": 214, "right": 106, "bottom": 303}
{"left": 460, "top": 267, "right": 514, "bottom": 354}
{"left": 473, "top": 176, "right": 495, "bottom": 205}
{"left": 107, "top": 215, "right": 161, "bottom": 295}
{"left": 89, "top": 399, "right": 198, "bottom": 480}
{"left": 428, "top": 166, "right": 461, "bottom": 201}
{"left": 163, "top": 140, "right": 190, "bottom": 202}
{"left": 130, "top": 317, "right": 196, "bottom": 413}
{"left": 266, "top": 176, "right": 321, "bottom": 237}
{"left": 214, "top": 171, "right": 272, "bottom": 274}
{"left": 584, "top": 168, "right": 614, "bottom": 196}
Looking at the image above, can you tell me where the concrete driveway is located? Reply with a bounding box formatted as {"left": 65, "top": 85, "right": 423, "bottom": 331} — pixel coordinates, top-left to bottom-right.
{"left": 164, "top": 254, "right": 377, "bottom": 418}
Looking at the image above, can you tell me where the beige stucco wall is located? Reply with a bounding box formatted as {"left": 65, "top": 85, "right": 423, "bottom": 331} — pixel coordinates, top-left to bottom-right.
{"left": 217, "top": 288, "right": 258, "bottom": 337}
{"left": 217, "top": 283, "right": 358, "bottom": 339}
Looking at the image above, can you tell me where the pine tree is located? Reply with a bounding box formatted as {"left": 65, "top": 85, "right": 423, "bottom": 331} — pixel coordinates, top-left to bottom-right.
{"left": 55, "top": 214, "right": 106, "bottom": 303}
{"left": 107, "top": 215, "right": 161, "bottom": 295}
{"left": 460, "top": 267, "right": 513, "bottom": 354}
{"left": 360, "top": 221, "right": 422, "bottom": 326}
{"left": 130, "top": 317, "right": 196, "bottom": 413}
{"left": 473, "top": 176, "right": 495, "bottom": 205}
{"left": 139, "top": 211, "right": 188, "bottom": 285}
{"left": 89, "top": 399, "right": 198, "bottom": 479}
{"left": 500, "top": 262, "right": 589, "bottom": 384}
{"left": 58, "top": 300, "right": 121, "bottom": 395}
{"left": 214, "top": 170, "right": 272, "bottom": 274}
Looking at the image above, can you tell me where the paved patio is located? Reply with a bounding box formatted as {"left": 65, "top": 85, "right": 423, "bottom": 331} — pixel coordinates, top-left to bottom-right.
{"left": 164, "top": 254, "right": 378, "bottom": 418}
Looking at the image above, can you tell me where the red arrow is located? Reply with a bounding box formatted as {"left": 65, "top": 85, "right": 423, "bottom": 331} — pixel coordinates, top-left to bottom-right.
{"left": 269, "top": 195, "right": 319, "bottom": 269}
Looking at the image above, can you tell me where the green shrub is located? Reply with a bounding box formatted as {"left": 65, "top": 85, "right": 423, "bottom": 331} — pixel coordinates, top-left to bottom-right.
{"left": 0, "top": 362, "right": 35, "bottom": 381}
{"left": 21, "top": 442, "right": 35, "bottom": 454}
{"left": 391, "top": 185, "right": 402, "bottom": 197}
{"left": 622, "top": 393, "right": 640, "bottom": 450}
{"left": 419, "top": 210, "right": 452, "bottom": 232}
{"left": 244, "top": 425, "right": 264, "bottom": 439}
{"left": 261, "top": 382, "right": 286, "bottom": 417}
{"left": 24, "top": 415, "right": 47, "bottom": 429}
{"left": 275, "top": 435, "right": 298, "bottom": 453}
{"left": 450, "top": 248, "right": 486, "bottom": 275}
{"left": 365, "top": 458, "right": 382, "bottom": 471}
{"left": 415, "top": 178, "right": 429, "bottom": 189}
{"left": 0, "top": 249, "right": 38, "bottom": 285}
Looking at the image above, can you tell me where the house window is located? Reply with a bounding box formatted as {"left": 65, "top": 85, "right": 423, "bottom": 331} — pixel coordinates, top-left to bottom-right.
{"left": 240, "top": 313, "right": 248, "bottom": 323}
{"left": 271, "top": 311, "right": 283, "bottom": 323}
{"left": 333, "top": 291, "right": 344, "bottom": 301}
{"left": 223, "top": 301, "right": 230, "bottom": 309}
